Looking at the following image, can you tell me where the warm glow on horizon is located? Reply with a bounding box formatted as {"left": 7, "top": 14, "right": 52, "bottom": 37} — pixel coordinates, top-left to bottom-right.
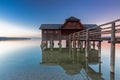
{"left": 0, "top": 20, "right": 41, "bottom": 38}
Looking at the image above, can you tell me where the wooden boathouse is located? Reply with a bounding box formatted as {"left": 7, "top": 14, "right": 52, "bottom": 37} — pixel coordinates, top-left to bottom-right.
{"left": 39, "top": 16, "right": 99, "bottom": 48}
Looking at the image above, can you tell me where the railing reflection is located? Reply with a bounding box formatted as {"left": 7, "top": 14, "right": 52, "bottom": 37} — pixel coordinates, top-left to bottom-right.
{"left": 40, "top": 46, "right": 104, "bottom": 80}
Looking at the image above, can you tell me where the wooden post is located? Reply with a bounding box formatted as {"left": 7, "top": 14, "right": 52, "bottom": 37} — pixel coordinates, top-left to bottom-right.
{"left": 110, "top": 71, "right": 115, "bottom": 80}
{"left": 84, "top": 41, "right": 86, "bottom": 48}
{"left": 110, "top": 22, "right": 115, "bottom": 73}
{"left": 46, "top": 40, "right": 48, "bottom": 48}
{"left": 59, "top": 40, "right": 62, "bottom": 51}
{"left": 49, "top": 41, "right": 52, "bottom": 51}
{"left": 93, "top": 41, "right": 95, "bottom": 49}
{"left": 66, "top": 40, "right": 69, "bottom": 48}
{"left": 89, "top": 41, "right": 91, "bottom": 50}
{"left": 69, "top": 35, "right": 72, "bottom": 53}
{"left": 80, "top": 41, "right": 83, "bottom": 51}
{"left": 98, "top": 41, "right": 101, "bottom": 58}
{"left": 77, "top": 32, "right": 80, "bottom": 51}
{"left": 59, "top": 30, "right": 62, "bottom": 51}
{"left": 77, "top": 40, "right": 80, "bottom": 51}
{"left": 85, "top": 29, "right": 89, "bottom": 57}
{"left": 98, "top": 57, "right": 101, "bottom": 76}
{"left": 73, "top": 33, "right": 76, "bottom": 49}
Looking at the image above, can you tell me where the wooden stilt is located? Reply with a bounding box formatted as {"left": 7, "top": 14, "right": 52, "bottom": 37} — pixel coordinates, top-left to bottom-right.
{"left": 110, "top": 72, "right": 115, "bottom": 80}
{"left": 59, "top": 40, "right": 62, "bottom": 51}
{"left": 98, "top": 41, "right": 101, "bottom": 58}
{"left": 50, "top": 41, "right": 53, "bottom": 51}
{"left": 98, "top": 58, "right": 101, "bottom": 75}
{"left": 69, "top": 35, "right": 72, "bottom": 54}
{"left": 77, "top": 40, "right": 80, "bottom": 51}
{"left": 85, "top": 29, "right": 89, "bottom": 57}
{"left": 110, "top": 22, "right": 115, "bottom": 73}
{"left": 89, "top": 41, "right": 91, "bottom": 51}
{"left": 66, "top": 40, "right": 69, "bottom": 48}
{"left": 80, "top": 41, "right": 84, "bottom": 51}
{"left": 73, "top": 34, "right": 76, "bottom": 49}
{"left": 46, "top": 41, "right": 48, "bottom": 48}
{"left": 84, "top": 41, "right": 86, "bottom": 49}
{"left": 93, "top": 41, "right": 95, "bottom": 49}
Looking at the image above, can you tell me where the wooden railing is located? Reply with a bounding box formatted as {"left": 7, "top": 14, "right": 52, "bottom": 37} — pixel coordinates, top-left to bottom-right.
{"left": 69, "top": 19, "right": 120, "bottom": 41}
{"left": 69, "top": 19, "right": 120, "bottom": 73}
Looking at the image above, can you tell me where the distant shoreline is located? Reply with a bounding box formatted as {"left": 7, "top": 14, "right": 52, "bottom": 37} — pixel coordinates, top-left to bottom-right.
{"left": 0, "top": 37, "right": 31, "bottom": 41}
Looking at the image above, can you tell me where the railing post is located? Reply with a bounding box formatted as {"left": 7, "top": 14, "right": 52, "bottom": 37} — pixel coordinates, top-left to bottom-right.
{"left": 110, "top": 22, "right": 115, "bottom": 73}
{"left": 85, "top": 29, "right": 89, "bottom": 58}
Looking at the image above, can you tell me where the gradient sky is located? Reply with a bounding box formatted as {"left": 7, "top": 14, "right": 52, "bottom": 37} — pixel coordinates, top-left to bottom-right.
{"left": 0, "top": 0, "right": 120, "bottom": 37}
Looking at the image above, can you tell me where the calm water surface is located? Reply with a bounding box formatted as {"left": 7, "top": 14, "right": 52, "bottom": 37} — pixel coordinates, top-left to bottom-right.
{"left": 0, "top": 40, "right": 120, "bottom": 80}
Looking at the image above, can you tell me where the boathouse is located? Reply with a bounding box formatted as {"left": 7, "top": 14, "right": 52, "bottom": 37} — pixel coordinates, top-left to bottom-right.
{"left": 39, "top": 16, "right": 98, "bottom": 48}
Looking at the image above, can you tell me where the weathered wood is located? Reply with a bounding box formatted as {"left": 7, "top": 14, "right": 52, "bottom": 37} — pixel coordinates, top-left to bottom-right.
{"left": 110, "top": 72, "right": 115, "bottom": 80}
{"left": 99, "top": 19, "right": 120, "bottom": 26}
{"left": 77, "top": 40, "right": 80, "bottom": 51}
{"left": 110, "top": 22, "right": 115, "bottom": 73}
{"left": 98, "top": 41, "right": 101, "bottom": 58}
{"left": 85, "top": 29, "right": 89, "bottom": 57}
{"left": 59, "top": 40, "right": 62, "bottom": 51}
{"left": 93, "top": 41, "right": 95, "bottom": 49}
{"left": 46, "top": 41, "right": 48, "bottom": 48}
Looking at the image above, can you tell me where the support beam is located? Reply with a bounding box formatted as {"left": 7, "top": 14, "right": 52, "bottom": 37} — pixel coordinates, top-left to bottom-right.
{"left": 110, "top": 22, "right": 115, "bottom": 73}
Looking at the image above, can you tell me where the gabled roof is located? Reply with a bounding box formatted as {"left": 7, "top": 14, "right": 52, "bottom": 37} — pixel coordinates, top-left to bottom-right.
{"left": 39, "top": 24, "right": 98, "bottom": 29}
{"left": 66, "top": 16, "right": 80, "bottom": 21}
{"left": 39, "top": 24, "right": 62, "bottom": 29}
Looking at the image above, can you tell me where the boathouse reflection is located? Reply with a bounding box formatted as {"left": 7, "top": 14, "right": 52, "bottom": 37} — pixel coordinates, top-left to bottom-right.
{"left": 40, "top": 47, "right": 104, "bottom": 80}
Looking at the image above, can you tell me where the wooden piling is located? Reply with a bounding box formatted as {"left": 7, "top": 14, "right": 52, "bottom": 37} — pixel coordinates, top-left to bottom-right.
{"left": 98, "top": 41, "right": 101, "bottom": 58}
{"left": 59, "top": 40, "right": 62, "bottom": 51}
{"left": 77, "top": 40, "right": 80, "bottom": 51}
{"left": 80, "top": 41, "right": 83, "bottom": 51}
{"left": 85, "top": 29, "right": 89, "bottom": 57}
{"left": 93, "top": 41, "right": 95, "bottom": 49}
{"left": 45, "top": 40, "right": 48, "bottom": 48}
{"left": 110, "top": 22, "right": 115, "bottom": 73}
{"left": 50, "top": 40, "right": 54, "bottom": 51}
{"left": 66, "top": 40, "right": 69, "bottom": 48}
{"left": 73, "top": 33, "right": 76, "bottom": 49}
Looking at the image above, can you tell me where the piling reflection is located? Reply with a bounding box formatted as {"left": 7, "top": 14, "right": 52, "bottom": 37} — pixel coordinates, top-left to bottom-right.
{"left": 41, "top": 47, "right": 104, "bottom": 80}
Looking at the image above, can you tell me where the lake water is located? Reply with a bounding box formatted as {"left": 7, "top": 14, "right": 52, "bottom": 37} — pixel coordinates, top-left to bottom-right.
{"left": 0, "top": 40, "right": 120, "bottom": 80}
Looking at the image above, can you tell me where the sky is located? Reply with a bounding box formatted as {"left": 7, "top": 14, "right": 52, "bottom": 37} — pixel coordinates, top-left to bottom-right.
{"left": 0, "top": 0, "right": 120, "bottom": 38}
